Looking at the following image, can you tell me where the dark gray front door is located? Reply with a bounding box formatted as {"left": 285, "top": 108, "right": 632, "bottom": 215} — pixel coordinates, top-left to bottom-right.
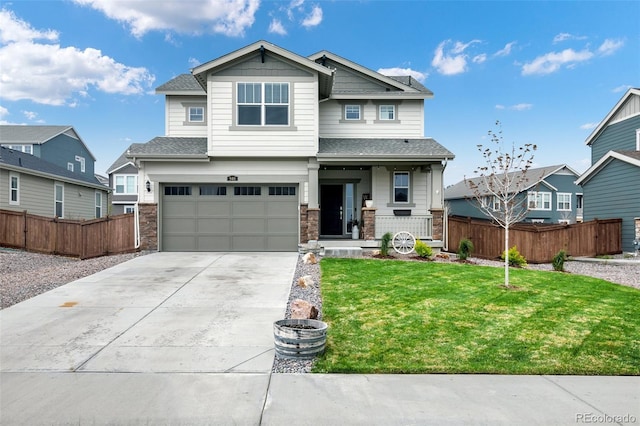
{"left": 320, "top": 184, "right": 343, "bottom": 236}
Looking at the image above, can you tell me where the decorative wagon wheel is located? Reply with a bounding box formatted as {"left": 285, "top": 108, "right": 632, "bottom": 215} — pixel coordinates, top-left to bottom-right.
{"left": 392, "top": 231, "right": 416, "bottom": 255}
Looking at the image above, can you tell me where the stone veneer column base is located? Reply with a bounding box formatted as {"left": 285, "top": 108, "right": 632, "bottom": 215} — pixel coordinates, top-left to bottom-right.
{"left": 430, "top": 208, "right": 444, "bottom": 241}
{"left": 306, "top": 208, "right": 320, "bottom": 242}
{"left": 362, "top": 208, "right": 376, "bottom": 240}
{"left": 138, "top": 203, "right": 158, "bottom": 251}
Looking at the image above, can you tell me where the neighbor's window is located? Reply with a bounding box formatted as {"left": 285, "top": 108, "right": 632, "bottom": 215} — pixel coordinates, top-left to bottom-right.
{"left": 115, "top": 175, "right": 137, "bottom": 194}
{"left": 189, "top": 106, "right": 204, "bottom": 122}
{"left": 237, "top": 82, "right": 289, "bottom": 126}
{"left": 124, "top": 205, "right": 135, "bottom": 214}
{"left": 9, "top": 173, "right": 19, "bottom": 205}
{"left": 393, "top": 172, "right": 410, "bottom": 203}
{"left": 345, "top": 105, "right": 361, "bottom": 120}
{"left": 379, "top": 105, "right": 395, "bottom": 120}
{"left": 75, "top": 155, "right": 85, "bottom": 173}
{"left": 557, "top": 193, "right": 571, "bottom": 211}
{"left": 95, "top": 192, "right": 102, "bottom": 218}
{"left": 527, "top": 191, "right": 551, "bottom": 210}
{"left": 54, "top": 183, "right": 64, "bottom": 218}
{"left": 3, "top": 144, "right": 32, "bottom": 154}
{"left": 67, "top": 162, "right": 74, "bottom": 172}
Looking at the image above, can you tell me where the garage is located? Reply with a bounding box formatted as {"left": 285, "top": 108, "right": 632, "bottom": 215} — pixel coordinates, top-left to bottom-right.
{"left": 161, "top": 183, "right": 299, "bottom": 251}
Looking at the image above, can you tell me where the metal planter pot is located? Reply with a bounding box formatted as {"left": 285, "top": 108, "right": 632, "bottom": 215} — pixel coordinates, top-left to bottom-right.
{"left": 273, "top": 319, "right": 328, "bottom": 359}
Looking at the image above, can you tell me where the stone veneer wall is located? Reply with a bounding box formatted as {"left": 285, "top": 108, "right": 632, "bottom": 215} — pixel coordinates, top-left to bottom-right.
{"left": 300, "top": 204, "right": 308, "bottom": 244}
{"left": 306, "top": 208, "right": 319, "bottom": 242}
{"left": 362, "top": 208, "right": 376, "bottom": 240}
{"left": 430, "top": 208, "right": 444, "bottom": 241}
{"left": 138, "top": 203, "right": 158, "bottom": 251}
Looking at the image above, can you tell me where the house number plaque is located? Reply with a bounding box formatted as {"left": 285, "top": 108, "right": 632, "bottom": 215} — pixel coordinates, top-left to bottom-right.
{"left": 227, "top": 176, "right": 238, "bottom": 181}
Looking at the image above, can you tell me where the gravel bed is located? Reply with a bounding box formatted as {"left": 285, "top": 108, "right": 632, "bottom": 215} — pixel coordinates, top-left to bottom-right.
{"left": 0, "top": 248, "right": 149, "bottom": 309}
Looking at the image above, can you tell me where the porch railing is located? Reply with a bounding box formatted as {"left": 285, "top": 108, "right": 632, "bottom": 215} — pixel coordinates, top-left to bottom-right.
{"left": 375, "top": 215, "right": 433, "bottom": 239}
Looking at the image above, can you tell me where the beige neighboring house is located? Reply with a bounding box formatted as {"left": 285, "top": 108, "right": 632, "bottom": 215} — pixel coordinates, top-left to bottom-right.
{"left": 128, "top": 40, "right": 455, "bottom": 252}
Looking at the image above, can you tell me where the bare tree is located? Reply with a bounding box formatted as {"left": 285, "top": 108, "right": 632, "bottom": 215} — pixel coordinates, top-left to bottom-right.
{"left": 465, "top": 121, "right": 537, "bottom": 288}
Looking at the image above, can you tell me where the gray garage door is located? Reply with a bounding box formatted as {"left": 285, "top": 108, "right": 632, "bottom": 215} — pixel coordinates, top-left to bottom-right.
{"left": 161, "top": 184, "right": 299, "bottom": 251}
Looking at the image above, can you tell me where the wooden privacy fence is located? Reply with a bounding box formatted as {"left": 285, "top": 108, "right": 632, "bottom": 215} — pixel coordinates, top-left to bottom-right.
{"left": 0, "top": 209, "right": 136, "bottom": 259}
{"left": 447, "top": 215, "right": 622, "bottom": 263}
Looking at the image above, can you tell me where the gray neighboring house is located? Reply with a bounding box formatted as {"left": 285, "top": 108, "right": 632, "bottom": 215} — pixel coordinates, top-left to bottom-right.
{"left": 106, "top": 150, "right": 139, "bottom": 215}
{"left": 0, "top": 146, "right": 109, "bottom": 219}
{"left": 127, "top": 40, "right": 455, "bottom": 252}
{"left": 576, "top": 88, "right": 640, "bottom": 253}
{"left": 445, "top": 165, "right": 583, "bottom": 224}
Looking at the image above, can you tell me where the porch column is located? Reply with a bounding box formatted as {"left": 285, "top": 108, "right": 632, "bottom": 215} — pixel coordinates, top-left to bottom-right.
{"left": 430, "top": 162, "right": 444, "bottom": 210}
{"left": 431, "top": 208, "right": 444, "bottom": 241}
{"left": 362, "top": 207, "right": 376, "bottom": 240}
{"left": 138, "top": 203, "right": 158, "bottom": 251}
{"left": 307, "top": 159, "right": 319, "bottom": 208}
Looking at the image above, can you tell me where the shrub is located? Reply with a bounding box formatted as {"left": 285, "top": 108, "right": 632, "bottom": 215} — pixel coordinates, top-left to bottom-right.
{"left": 552, "top": 250, "right": 567, "bottom": 272}
{"left": 414, "top": 239, "right": 433, "bottom": 259}
{"left": 500, "top": 246, "right": 527, "bottom": 267}
{"left": 457, "top": 238, "right": 474, "bottom": 261}
{"left": 380, "top": 232, "right": 393, "bottom": 256}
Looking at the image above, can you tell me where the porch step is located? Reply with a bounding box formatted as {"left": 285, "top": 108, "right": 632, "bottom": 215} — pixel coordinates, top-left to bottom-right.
{"left": 323, "top": 247, "right": 363, "bottom": 258}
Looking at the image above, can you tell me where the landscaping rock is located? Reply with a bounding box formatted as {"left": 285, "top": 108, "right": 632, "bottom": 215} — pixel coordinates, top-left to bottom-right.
{"left": 290, "top": 299, "right": 318, "bottom": 319}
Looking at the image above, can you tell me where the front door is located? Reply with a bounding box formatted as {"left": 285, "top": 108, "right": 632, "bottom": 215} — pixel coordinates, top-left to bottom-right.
{"left": 320, "top": 184, "right": 343, "bottom": 236}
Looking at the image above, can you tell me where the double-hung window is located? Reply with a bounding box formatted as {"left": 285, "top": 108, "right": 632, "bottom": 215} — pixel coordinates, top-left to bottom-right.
{"left": 237, "top": 82, "right": 289, "bottom": 126}
{"left": 95, "top": 192, "right": 102, "bottom": 218}
{"left": 54, "top": 183, "right": 64, "bottom": 218}
{"left": 557, "top": 193, "right": 571, "bottom": 211}
{"left": 393, "top": 172, "right": 410, "bottom": 203}
{"left": 9, "top": 173, "right": 19, "bottom": 205}
{"left": 115, "top": 175, "right": 137, "bottom": 194}
{"left": 345, "top": 105, "right": 361, "bottom": 120}
{"left": 527, "top": 191, "right": 551, "bottom": 210}
{"left": 379, "top": 105, "right": 395, "bottom": 120}
{"left": 189, "top": 106, "right": 204, "bottom": 122}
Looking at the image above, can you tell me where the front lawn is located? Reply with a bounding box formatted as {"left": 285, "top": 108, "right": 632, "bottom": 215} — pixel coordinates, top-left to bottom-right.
{"left": 313, "top": 258, "right": 640, "bottom": 375}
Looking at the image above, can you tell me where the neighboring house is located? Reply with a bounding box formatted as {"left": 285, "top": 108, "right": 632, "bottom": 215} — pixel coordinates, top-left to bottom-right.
{"left": 106, "top": 150, "right": 139, "bottom": 215}
{"left": 0, "top": 146, "right": 109, "bottom": 219}
{"left": 128, "top": 40, "right": 455, "bottom": 252}
{"left": 445, "top": 165, "right": 583, "bottom": 224}
{"left": 576, "top": 88, "right": 640, "bottom": 253}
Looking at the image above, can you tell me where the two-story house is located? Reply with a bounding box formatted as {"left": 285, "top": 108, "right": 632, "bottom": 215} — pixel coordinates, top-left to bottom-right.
{"left": 106, "top": 149, "right": 139, "bottom": 215}
{"left": 0, "top": 125, "right": 109, "bottom": 219}
{"left": 576, "top": 88, "right": 640, "bottom": 253}
{"left": 128, "top": 40, "right": 454, "bottom": 252}
{"left": 445, "top": 165, "right": 583, "bottom": 224}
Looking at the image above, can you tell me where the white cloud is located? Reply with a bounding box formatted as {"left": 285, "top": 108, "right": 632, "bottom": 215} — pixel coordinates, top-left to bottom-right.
{"left": 612, "top": 84, "right": 632, "bottom": 93}
{"left": 0, "top": 105, "right": 8, "bottom": 118}
{"left": 495, "top": 105, "right": 505, "bottom": 110}
{"left": 495, "top": 103, "right": 532, "bottom": 111}
{"left": 598, "top": 38, "right": 624, "bottom": 56}
{"left": 494, "top": 41, "right": 516, "bottom": 57}
{"left": 553, "top": 33, "right": 587, "bottom": 44}
{"left": 0, "top": 9, "right": 155, "bottom": 106}
{"left": 269, "top": 18, "right": 287, "bottom": 35}
{"left": 580, "top": 122, "right": 599, "bottom": 130}
{"left": 521, "top": 48, "right": 594, "bottom": 76}
{"left": 377, "top": 67, "right": 428, "bottom": 83}
{"left": 72, "top": 0, "right": 260, "bottom": 37}
{"left": 188, "top": 57, "right": 201, "bottom": 68}
{"left": 22, "top": 110, "right": 37, "bottom": 120}
{"left": 301, "top": 5, "right": 322, "bottom": 28}
{"left": 472, "top": 54, "right": 487, "bottom": 64}
{"left": 432, "top": 39, "right": 481, "bottom": 75}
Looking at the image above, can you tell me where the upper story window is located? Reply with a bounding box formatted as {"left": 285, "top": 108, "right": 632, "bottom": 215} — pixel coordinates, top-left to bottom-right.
{"left": 2, "top": 144, "right": 33, "bottom": 154}
{"left": 345, "top": 105, "right": 361, "bottom": 120}
{"left": 189, "top": 106, "right": 204, "bottom": 122}
{"left": 67, "top": 162, "right": 74, "bottom": 172}
{"left": 527, "top": 191, "right": 551, "bottom": 210}
{"left": 9, "top": 173, "right": 19, "bottom": 205}
{"left": 75, "top": 155, "right": 85, "bottom": 173}
{"left": 237, "top": 82, "right": 289, "bottom": 126}
{"left": 557, "top": 193, "right": 571, "bottom": 211}
{"left": 115, "top": 175, "right": 137, "bottom": 194}
{"left": 379, "top": 105, "right": 395, "bottom": 120}
{"left": 393, "top": 172, "right": 410, "bottom": 203}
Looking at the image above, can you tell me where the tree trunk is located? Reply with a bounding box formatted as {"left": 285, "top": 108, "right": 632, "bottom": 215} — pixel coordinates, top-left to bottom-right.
{"left": 504, "top": 223, "right": 510, "bottom": 288}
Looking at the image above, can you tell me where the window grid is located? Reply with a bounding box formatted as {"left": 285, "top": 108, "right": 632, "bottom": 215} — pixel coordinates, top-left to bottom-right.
{"left": 393, "top": 172, "right": 410, "bottom": 203}
{"left": 528, "top": 191, "right": 551, "bottom": 210}
{"left": 189, "top": 106, "right": 204, "bottom": 122}
{"left": 164, "top": 186, "right": 192, "bottom": 196}
{"left": 199, "top": 185, "right": 227, "bottom": 196}
{"left": 95, "top": 192, "right": 102, "bottom": 218}
{"left": 234, "top": 186, "right": 261, "bottom": 196}
{"left": 379, "top": 105, "right": 395, "bottom": 120}
{"left": 237, "top": 82, "right": 289, "bottom": 126}
{"left": 115, "top": 175, "right": 137, "bottom": 194}
{"left": 54, "top": 184, "right": 64, "bottom": 218}
{"left": 345, "top": 105, "right": 361, "bottom": 120}
{"left": 9, "top": 174, "right": 19, "bottom": 205}
{"left": 269, "top": 186, "right": 296, "bottom": 196}
{"left": 557, "top": 193, "right": 571, "bottom": 211}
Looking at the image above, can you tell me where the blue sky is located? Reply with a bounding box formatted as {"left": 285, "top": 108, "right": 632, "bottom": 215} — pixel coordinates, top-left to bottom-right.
{"left": 1, "top": 0, "right": 638, "bottom": 186}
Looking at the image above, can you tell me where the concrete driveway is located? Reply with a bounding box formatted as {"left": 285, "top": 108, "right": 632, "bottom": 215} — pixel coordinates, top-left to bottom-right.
{"left": 2, "top": 252, "right": 638, "bottom": 425}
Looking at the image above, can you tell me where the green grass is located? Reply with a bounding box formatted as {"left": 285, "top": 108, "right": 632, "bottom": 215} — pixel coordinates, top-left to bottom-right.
{"left": 313, "top": 258, "right": 640, "bottom": 375}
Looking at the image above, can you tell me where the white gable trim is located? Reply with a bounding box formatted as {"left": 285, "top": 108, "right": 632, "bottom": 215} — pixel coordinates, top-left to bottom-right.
{"left": 585, "top": 88, "right": 640, "bottom": 146}
{"left": 575, "top": 150, "right": 640, "bottom": 185}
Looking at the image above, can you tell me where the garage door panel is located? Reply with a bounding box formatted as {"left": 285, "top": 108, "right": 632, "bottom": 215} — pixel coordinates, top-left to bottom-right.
{"left": 267, "top": 201, "right": 297, "bottom": 215}
{"left": 232, "top": 218, "right": 266, "bottom": 232}
{"left": 163, "top": 236, "right": 198, "bottom": 251}
{"left": 268, "top": 236, "right": 297, "bottom": 251}
{"left": 233, "top": 236, "right": 266, "bottom": 251}
{"left": 267, "top": 218, "right": 295, "bottom": 232}
{"left": 164, "top": 202, "right": 196, "bottom": 216}
{"left": 197, "top": 201, "right": 231, "bottom": 216}
{"left": 164, "top": 218, "right": 196, "bottom": 233}
{"left": 197, "top": 218, "right": 231, "bottom": 233}
{"left": 197, "top": 236, "right": 231, "bottom": 251}
{"left": 231, "top": 201, "right": 266, "bottom": 216}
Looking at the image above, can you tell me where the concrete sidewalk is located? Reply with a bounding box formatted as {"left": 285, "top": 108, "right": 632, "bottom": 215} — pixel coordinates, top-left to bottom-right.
{"left": 1, "top": 252, "right": 638, "bottom": 425}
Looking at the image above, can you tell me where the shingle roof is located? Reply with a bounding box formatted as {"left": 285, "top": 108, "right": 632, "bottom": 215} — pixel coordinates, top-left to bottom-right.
{"left": 155, "top": 74, "right": 205, "bottom": 93}
{"left": 0, "top": 125, "right": 73, "bottom": 144}
{"left": 445, "top": 165, "right": 575, "bottom": 199}
{"left": 615, "top": 150, "right": 640, "bottom": 161}
{"left": 127, "top": 137, "right": 208, "bottom": 157}
{"left": 106, "top": 149, "right": 134, "bottom": 174}
{"left": 387, "top": 76, "right": 432, "bottom": 95}
{"left": 318, "top": 138, "right": 454, "bottom": 159}
{"left": 0, "top": 146, "right": 106, "bottom": 188}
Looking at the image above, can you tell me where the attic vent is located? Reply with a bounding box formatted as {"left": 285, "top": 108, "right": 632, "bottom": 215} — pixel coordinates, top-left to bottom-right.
{"left": 260, "top": 45, "right": 265, "bottom": 63}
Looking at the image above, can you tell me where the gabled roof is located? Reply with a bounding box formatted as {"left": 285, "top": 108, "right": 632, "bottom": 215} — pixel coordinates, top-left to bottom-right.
{"left": 190, "top": 40, "right": 334, "bottom": 98}
{"left": 156, "top": 74, "right": 205, "bottom": 95}
{"left": 106, "top": 149, "right": 137, "bottom": 174}
{"left": 318, "top": 138, "right": 453, "bottom": 163}
{"left": 126, "top": 137, "right": 208, "bottom": 159}
{"left": 575, "top": 150, "right": 640, "bottom": 185}
{"left": 0, "top": 125, "right": 97, "bottom": 161}
{"left": 0, "top": 146, "right": 107, "bottom": 190}
{"left": 445, "top": 165, "right": 579, "bottom": 200}
{"left": 308, "top": 50, "right": 433, "bottom": 100}
{"left": 584, "top": 88, "right": 640, "bottom": 146}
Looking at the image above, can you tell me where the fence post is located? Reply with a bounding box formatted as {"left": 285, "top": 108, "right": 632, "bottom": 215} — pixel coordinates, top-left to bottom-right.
{"left": 22, "top": 210, "right": 28, "bottom": 250}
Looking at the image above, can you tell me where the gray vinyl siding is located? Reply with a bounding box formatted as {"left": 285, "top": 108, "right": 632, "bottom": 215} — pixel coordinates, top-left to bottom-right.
{"left": 215, "top": 52, "right": 312, "bottom": 78}
{"left": 322, "top": 59, "right": 400, "bottom": 93}
{"left": 165, "top": 95, "right": 208, "bottom": 137}
{"left": 582, "top": 159, "right": 640, "bottom": 253}
{"left": 39, "top": 133, "right": 96, "bottom": 179}
{"left": 0, "top": 169, "right": 108, "bottom": 219}
{"left": 591, "top": 116, "right": 640, "bottom": 162}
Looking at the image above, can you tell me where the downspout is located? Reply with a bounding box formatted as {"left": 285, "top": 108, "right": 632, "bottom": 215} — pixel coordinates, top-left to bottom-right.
{"left": 132, "top": 155, "right": 141, "bottom": 249}
{"left": 442, "top": 159, "right": 449, "bottom": 251}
